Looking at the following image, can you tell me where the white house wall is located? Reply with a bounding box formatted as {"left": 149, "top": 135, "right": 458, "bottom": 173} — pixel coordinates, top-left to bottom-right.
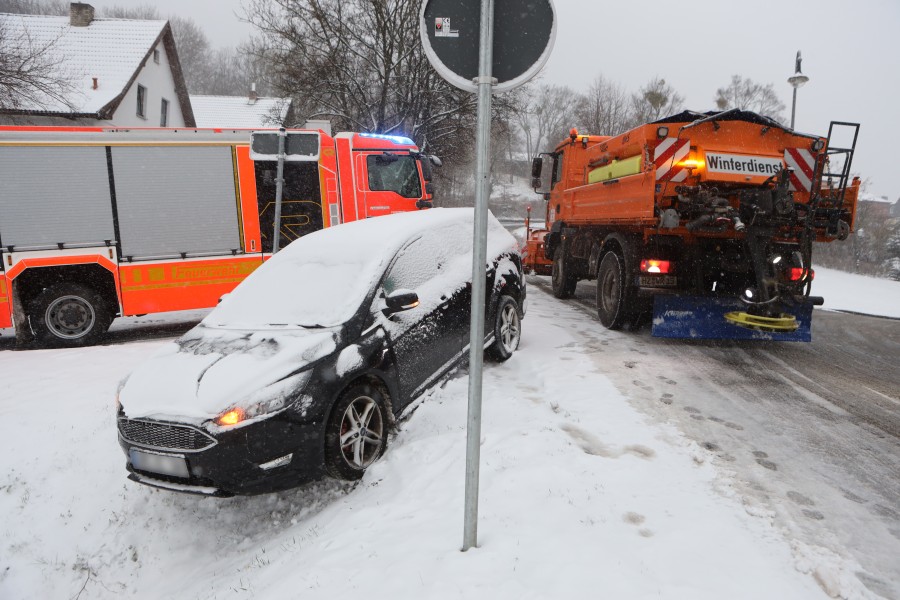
{"left": 111, "top": 41, "right": 185, "bottom": 127}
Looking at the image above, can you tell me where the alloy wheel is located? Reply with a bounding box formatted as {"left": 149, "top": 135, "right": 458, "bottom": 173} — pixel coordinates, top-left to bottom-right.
{"left": 339, "top": 396, "right": 384, "bottom": 469}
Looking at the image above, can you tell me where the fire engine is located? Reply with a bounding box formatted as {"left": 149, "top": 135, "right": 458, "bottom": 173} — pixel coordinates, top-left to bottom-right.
{"left": 0, "top": 126, "right": 436, "bottom": 347}
{"left": 527, "top": 109, "right": 859, "bottom": 340}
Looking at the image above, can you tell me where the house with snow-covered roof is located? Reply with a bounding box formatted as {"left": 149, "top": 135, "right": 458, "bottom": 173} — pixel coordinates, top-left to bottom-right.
{"left": 857, "top": 192, "right": 895, "bottom": 220}
{"left": 0, "top": 3, "right": 194, "bottom": 127}
{"left": 190, "top": 87, "right": 294, "bottom": 129}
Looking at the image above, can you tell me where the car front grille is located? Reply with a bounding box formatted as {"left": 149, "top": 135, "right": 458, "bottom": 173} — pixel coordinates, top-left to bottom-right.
{"left": 118, "top": 418, "right": 216, "bottom": 452}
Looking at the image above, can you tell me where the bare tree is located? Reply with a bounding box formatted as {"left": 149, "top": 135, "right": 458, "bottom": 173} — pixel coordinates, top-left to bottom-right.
{"left": 0, "top": 15, "right": 77, "bottom": 111}
{"left": 715, "top": 75, "right": 786, "bottom": 124}
{"left": 245, "top": 0, "right": 476, "bottom": 164}
{"left": 628, "top": 77, "right": 684, "bottom": 127}
{"left": 100, "top": 4, "right": 160, "bottom": 19}
{"left": 573, "top": 75, "right": 632, "bottom": 136}
{"left": 0, "top": 0, "right": 66, "bottom": 14}
{"left": 512, "top": 83, "right": 579, "bottom": 158}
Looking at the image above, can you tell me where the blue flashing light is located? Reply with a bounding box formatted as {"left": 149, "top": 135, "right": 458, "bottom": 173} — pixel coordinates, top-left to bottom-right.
{"left": 359, "top": 132, "right": 415, "bottom": 146}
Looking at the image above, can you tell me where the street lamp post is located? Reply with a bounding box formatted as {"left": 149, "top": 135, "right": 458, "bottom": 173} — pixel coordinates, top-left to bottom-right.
{"left": 788, "top": 50, "right": 809, "bottom": 129}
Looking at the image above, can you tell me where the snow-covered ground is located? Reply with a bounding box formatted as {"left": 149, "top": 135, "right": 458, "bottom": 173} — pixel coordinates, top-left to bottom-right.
{"left": 811, "top": 266, "right": 900, "bottom": 319}
{"left": 0, "top": 268, "right": 897, "bottom": 600}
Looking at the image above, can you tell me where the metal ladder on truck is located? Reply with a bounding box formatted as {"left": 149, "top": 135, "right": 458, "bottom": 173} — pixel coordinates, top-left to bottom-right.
{"left": 812, "top": 121, "right": 860, "bottom": 238}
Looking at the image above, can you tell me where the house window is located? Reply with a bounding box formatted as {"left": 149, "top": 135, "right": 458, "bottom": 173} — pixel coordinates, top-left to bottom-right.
{"left": 136, "top": 84, "right": 147, "bottom": 118}
{"left": 160, "top": 98, "right": 169, "bottom": 127}
{"left": 153, "top": 49, "right": 160, "bottom": 64}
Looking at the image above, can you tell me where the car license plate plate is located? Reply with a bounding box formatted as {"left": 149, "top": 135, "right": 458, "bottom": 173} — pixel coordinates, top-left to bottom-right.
{"left": 639, "top": 275, "right": 677, "bottom": 287}
{"left": 129, "top": 448, "right": 189, "bottom": 478}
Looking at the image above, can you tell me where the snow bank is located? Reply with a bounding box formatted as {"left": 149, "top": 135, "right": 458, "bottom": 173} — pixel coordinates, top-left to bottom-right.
{"left": 812, "top": 266, "right": 900, "bottom": 319}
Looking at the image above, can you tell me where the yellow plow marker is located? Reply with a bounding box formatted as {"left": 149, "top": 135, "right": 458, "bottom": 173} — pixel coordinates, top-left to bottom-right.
{"left": 724, "top": 311, "right": 799, "bottom": 333}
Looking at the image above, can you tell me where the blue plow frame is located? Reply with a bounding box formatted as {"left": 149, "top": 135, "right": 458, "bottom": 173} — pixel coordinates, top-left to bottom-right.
{"left": 651, "top": 295, "right": 814, "bottom": 342}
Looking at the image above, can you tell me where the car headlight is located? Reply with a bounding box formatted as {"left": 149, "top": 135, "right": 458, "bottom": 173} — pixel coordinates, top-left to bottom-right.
{"left": 216, "top": 407, "right": 246, "bottom": 426}
{"left": 213, "top": 371, "right": 312, "bottom": 428}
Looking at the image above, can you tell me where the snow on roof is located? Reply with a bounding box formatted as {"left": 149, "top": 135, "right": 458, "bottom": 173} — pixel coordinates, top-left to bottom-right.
{"left": 189, "top": 95, "right": 292, "bottom": 128}
{"left": 858, "top": 191, "right": 894, "bottom": 204}
{"left": 0, "top": 13, "right": 166, "bottom": 114}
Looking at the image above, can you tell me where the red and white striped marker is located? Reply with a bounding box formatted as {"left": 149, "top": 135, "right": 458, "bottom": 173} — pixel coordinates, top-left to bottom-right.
{"left": 783, "top": 148, "right": 816, "bottom": 193}
{"left": 654, "top": 138, "right": 691, "bottom": 183}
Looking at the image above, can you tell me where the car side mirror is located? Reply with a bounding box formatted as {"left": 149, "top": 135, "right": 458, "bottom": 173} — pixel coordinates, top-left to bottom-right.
{"left": 382, "top": 289, "right": 419, "bottom": 316}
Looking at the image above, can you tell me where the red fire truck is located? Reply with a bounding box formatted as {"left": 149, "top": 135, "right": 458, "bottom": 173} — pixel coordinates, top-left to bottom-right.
{"left": 0, "top": 126, "right": 436, "bottom": 348}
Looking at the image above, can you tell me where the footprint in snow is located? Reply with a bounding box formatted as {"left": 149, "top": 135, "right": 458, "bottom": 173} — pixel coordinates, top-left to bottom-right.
{"left": 622, "top": 512, "right": 645, "bottom": 525}
{"left": 560, "top": 424, "right": 655, "bottom": 460}
{"left": 622, "top": 512, "right": 654, "bottom": 537}
{"left": 787, "top": 491, "right": 815, "bottom": 506}
{"left": 631, "top": 380, "right": 653, "bottom": 391}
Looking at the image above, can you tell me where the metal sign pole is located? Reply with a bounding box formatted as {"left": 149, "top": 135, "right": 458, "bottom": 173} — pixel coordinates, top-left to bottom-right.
{"left": 462, "top": 0, "right": 494, "bottom": 553}
{"left": 272, "top": 127, "right": 287, "bottom": 254}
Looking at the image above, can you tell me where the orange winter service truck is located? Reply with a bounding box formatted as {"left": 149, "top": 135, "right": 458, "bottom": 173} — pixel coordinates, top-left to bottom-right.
{"left": 527, "top": 110, "right": 859, "bottom": 341}
{"left": 0, "top": 126, "right": 436, "bottom": 348}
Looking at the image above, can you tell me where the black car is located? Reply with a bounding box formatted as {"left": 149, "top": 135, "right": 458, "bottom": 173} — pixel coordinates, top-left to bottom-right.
{"left": 116, "top": 208, "right": 525, "bottom": 496}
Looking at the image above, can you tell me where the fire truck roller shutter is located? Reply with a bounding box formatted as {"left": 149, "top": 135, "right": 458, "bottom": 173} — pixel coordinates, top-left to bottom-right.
{"left": 110, "top": 146, "right": 241, "bottom": 260}
{"left": 0, "top": 146, "right": 115, "bottom": 249}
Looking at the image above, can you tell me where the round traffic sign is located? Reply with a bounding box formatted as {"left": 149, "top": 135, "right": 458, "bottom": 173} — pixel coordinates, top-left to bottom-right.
{"left": 420, "top": 0, "right": 556, "bottom": 93}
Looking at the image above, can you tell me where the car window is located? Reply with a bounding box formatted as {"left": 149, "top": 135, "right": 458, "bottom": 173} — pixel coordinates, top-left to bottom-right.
{"left": 382, "top": 235, "right": 439, "bottom": 296}
{"left": 367, "top": 155, "right": 422, "bottom": 198}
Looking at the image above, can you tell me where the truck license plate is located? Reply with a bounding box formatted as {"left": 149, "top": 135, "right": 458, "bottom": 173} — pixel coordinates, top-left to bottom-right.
{"left": 639, "top": 275, "right": 677, "bottom": 287}
{"left": 129, "top": 448, "right": 189, "bottom": 478}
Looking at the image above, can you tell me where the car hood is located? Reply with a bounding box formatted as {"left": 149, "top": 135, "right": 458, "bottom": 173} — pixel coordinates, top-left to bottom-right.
{"left": 119, "top": 325, "right": 338, "bottom": 425}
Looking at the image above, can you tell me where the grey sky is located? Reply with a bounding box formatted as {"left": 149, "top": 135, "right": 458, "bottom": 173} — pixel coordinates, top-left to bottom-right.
{"left": 92, "top": 0, "right": 899, "bottom": 201}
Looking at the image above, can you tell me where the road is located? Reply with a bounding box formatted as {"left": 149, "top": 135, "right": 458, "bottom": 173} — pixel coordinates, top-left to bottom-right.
{"left": 529, "top": 275, "right": 900, "bottom": 599}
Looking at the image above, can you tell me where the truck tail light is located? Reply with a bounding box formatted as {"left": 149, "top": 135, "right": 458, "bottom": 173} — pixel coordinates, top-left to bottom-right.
{"left": 788, "top": 267, "right": 814, "bottom": 281}
{"left": 640, "top": 259, "right": 672, "bottom": 274}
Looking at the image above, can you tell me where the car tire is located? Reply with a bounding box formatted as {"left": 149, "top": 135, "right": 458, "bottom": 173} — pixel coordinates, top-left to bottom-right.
{"left": 324, "top": 383, "right": 389, "bottom": 481}
{"left": 596, "top": 251, "right": 634, "bottom": 330}
{"left": 28, "top": 283, "right": 112, "bottom": 348}
{"left": 551, "top": 247, "right": 576, "bottom": 299}
{"left": 486, "top": 294, "right": 521, "bottom": 362}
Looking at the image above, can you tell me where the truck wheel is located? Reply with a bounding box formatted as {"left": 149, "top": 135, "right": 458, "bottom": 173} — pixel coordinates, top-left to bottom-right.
{"left": 28, "top": 283, "right": 112, "bottom": 348}
{"left": 596, "top": 252, "right": 634, "bottom": 330}
{"left": 486, "top": 295, "right": 521, "bottom": 362}
{"left": 324, "top": 383, "right": 389, "bottom": 481}
{"left": 551, "top": 247, "right": 577, "bottom": 299}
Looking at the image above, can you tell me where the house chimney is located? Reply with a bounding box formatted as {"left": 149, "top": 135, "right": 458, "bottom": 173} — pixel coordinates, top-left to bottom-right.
{"left": 248, "top": 82, "right": 258, "bottom": 104}
{"left": 70, "top": 3, "right": 95, "bottom": 27}
{"left": 92, "top": 77, "right": 98, "bottom": 90}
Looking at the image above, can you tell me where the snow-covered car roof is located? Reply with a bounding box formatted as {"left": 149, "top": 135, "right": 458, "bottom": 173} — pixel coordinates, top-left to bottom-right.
{"left": 203, "top": 207, "right": 516, "bottom": 329}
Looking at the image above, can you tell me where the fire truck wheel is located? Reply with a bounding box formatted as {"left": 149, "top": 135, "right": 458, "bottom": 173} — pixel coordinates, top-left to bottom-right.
{"left": 28, "top": 283, "right": 113, "bottom": 348}
{"left": 324, "top": 383, "right": 389, "bottom": 481}
{"left": 486, "top": 295, "right": 521, "bottom": 362}
{"left": 551, "top": 247, "right": 577, "bottom": 299}
{"left": 596, "top": 252, "right": 634, "bottom": 330}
